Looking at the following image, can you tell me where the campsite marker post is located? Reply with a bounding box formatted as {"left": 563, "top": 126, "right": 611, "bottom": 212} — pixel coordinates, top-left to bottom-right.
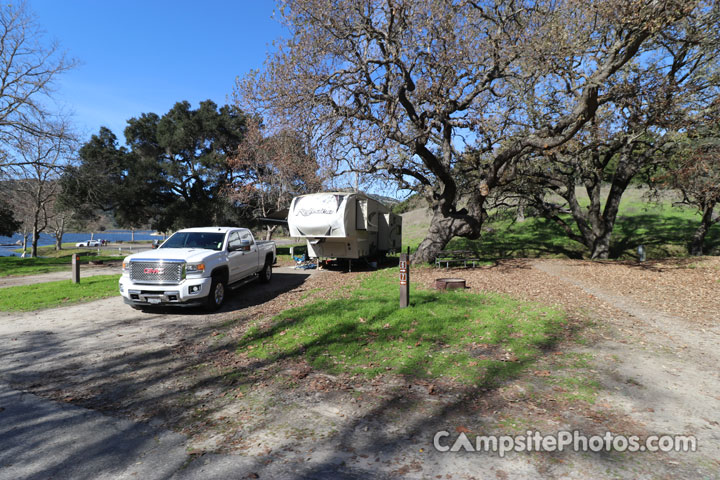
{"left": 399, "top": 247, "right": 409, "bottom": 308}
{"left": 71, "top": 254, "right": 80, "bottom": 283}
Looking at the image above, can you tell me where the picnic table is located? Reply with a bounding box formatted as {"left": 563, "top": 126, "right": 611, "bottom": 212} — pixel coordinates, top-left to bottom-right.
{"left": 434, "top": 250, "right": 482, "bottom": 268}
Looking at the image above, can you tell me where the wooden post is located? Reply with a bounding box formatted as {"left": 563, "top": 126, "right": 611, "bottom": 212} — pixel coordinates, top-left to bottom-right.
{"left": 399, "top": 247, "right": 409, "bottom": 308}
{"left": 71, "top": 254, "right": 80, "bottom": 283}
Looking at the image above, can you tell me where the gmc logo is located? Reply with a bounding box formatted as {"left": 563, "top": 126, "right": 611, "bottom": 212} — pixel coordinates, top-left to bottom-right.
{"left": 143, "top": 268, "right": 164, "bottom": 274}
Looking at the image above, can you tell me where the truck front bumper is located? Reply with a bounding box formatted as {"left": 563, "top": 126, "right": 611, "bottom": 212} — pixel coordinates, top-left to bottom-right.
{"left": 119, "top": 276, "right": 213, "bottom": 307}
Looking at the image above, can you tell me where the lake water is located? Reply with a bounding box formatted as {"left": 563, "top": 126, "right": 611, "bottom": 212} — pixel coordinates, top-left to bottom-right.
{"left": 0, "top": 230, "right": 160, "bottom": 256}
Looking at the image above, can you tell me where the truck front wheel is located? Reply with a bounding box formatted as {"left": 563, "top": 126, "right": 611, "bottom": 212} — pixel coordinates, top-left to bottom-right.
{"left": 205, "top": 275, "right": 226, "bottom": 311}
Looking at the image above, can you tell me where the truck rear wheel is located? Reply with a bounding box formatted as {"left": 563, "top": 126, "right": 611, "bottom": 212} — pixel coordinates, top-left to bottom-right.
{"left": 205, "top": 275, "right": 226, "bottom": 311}
{"left": 259, "top": 259, "right": 272, "bottom": 283}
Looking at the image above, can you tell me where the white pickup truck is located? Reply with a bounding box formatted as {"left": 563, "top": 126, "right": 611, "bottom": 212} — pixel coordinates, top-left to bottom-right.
{"left": 119, "top": 227, "right": 276, "bottom": 310}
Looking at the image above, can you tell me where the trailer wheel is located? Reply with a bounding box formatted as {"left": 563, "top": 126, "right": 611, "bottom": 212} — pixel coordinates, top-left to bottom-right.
{"left": 259, "top": 258, "right": 272, "bottom": 283}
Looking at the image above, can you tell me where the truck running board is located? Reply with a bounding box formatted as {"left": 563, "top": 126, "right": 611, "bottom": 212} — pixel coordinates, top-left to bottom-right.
{"left": 227, "top": 274, "right": 259, "bottom": 291}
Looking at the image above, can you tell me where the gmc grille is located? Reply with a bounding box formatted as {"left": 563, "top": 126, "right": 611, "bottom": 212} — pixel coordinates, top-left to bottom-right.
{"left": 129, "top": 260, "right": 184, "bottom": 285}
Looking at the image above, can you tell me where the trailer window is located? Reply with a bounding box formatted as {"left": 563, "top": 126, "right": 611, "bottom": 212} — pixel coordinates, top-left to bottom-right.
{"left": 356, "top": 198, "right": 368, "bottom": 230}
{"left": 294, "top": 193, "right": 346, "bottom": 216}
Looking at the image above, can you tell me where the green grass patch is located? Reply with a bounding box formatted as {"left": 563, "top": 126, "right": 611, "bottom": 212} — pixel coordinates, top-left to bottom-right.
{"left": 547, "top": 374, "right": 601, "bottom": 404}
{"left": 0, "top": 274, "right": 121, "bottom": 311}
{"left": 401, "top": 187, "right": 720, "bottom": 260}
{"left": 275, "top": 244, "right": 306, "bottom": 256}
{"left": 444, "top": 202, "right": 720, "bottom": 261}
{"left": 0, "top": 254, "right": 120, "bottom": 277}
{"left": 239, "top": 269, "right": 567, "bottom": 386}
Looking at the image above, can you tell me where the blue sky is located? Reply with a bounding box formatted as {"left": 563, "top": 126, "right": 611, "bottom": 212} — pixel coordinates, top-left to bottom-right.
{"left": 30, "top": 1, "right": 287, "bottom": 143}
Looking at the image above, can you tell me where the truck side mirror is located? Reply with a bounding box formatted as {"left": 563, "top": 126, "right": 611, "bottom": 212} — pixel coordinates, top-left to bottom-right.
{"left": 229, "top": 239, "right": 251, "bottom": 252}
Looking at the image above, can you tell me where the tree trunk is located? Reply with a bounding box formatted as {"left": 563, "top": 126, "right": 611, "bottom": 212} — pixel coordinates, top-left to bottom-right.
{"left": 590, "top": 231, "right": 612, "bottom": 259}
{"left": 21, "top": 232, "right": 29, "bottom": 257}
{"left": 31, "top": 199, "right": 42, "bottom": 257}
{"left": 53, "top": 217, "right": 65, "bottom": 250}
{"left": 264, "top": 225, "right": 277, "bottom": 241}
{"left": 131, "top": 228, "right": 135, "bottom": 242}
{"left": 562, "top": 171, "right": 630, "bottom": 260}
{"left": 689, "top": 204, "right": 716, "bottom": 256}
{"left": 592, "top": 176, "right": 629, "bottom": 260}
{"left": 31, "top": 225, "right": 40, "bottom": 258}
{"left": 412, "top": 210, "right": 479, "bottom": 264}
{"left": 516, "top": 200, "right": 526, "bottom": 222}
{"left": 413, "top": 228, "right": 454, "bottom": 264}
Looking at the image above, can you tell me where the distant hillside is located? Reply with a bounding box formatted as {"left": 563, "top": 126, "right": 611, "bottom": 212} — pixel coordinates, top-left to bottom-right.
{"left": 368, "top": 193, "right": 401, "bottom": 207}
{"left": 392, "top": 193, "right": 426, "bottom": 214}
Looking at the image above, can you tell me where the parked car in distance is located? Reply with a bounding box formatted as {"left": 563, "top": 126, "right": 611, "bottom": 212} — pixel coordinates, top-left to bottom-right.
{"left": 75, "top": 239, "right": 102, "bottom": 247}
{"left": 119, "top": 227, "right": 277, "bottom": 311}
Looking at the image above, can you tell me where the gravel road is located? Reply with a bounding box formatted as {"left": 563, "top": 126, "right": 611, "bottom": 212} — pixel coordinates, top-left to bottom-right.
{"left": 0, "top": 266, "right": 334, "bottom": 479}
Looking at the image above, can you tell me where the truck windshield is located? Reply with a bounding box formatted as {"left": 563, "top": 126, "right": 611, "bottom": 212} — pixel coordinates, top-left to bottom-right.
{"left": 159, "top": 232, "right": 226, "bottom": 251}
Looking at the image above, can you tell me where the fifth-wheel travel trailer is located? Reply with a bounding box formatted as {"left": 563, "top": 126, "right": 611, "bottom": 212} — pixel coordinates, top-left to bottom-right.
{"left": 288, "top": 192, "right": 402, "bottom": 259}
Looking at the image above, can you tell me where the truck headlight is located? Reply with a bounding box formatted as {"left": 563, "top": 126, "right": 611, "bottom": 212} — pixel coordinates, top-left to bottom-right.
{"left": 186, "top": 263, "right": 205, "bottom": 274}
{"left": 122, "top": 261, "right": 128, "bottom": 273}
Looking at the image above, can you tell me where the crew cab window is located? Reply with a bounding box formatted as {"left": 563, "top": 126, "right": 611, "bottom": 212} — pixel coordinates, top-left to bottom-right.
{"left": 227, "top": 232, "right": 242, "bottom": 251}
{"left": 160, "top": 232, "right": 226, "bottom": 251}
{"left": 240, "top": 232, "right": 254, "bottom": 245}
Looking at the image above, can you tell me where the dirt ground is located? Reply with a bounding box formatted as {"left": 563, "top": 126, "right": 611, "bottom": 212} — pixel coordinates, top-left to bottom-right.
{"left": 1, "top": 259, "right": 719, "bottom": 479}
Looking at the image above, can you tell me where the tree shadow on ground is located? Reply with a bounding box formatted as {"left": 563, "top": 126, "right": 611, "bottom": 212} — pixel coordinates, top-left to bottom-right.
{"left": 1, "top": 265, "right": 706, "bottom": 478}
{"left": 448, "top": 219, "right": 586, "bottom": 260}
{"left": 610, "top": 213, "right": 720, "bottom": 258}
{"left": 234, "top": 284, "right": 568, "bottom": 388}
{"left": 0, "top": 270, "right": 574, "bottom": 478}
{"left": 444, "top": 212, "right": 720, "bottom": 261}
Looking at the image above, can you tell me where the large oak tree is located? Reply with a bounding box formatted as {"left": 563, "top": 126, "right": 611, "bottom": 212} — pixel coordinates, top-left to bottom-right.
{"left": 502, "top": 7, "right": 720, "bottom": 258}
{"left": 59, "top": 127, "right": 158, "bottom": 234}
{"left": 238, "top": 0, "right": 708, "bottom": 262}
{"left": 63, "top": 101, "right": 253, "bottom": 233}
{"left": 125, "top": 100, "right": 250, "bottom": 231}
{"left": 660, "top": 103, "right": 720, "bottom": 255}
